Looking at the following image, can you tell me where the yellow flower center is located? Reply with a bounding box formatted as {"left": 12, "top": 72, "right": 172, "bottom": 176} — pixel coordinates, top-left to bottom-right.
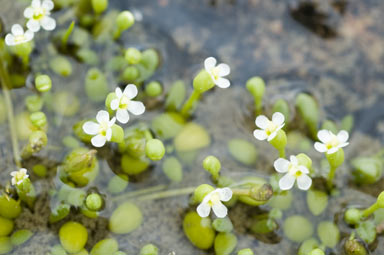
{"left": 15, "top": 172, "right": 25, "bottom": 182}
{"left": 14, "top": 35, "right": 26, "bottom": 43}
{"left": 33, "top": 7, "right": 46, "bottom": 20}
{"left": 99, "top": 121, "right": 109, "bottom": 136}
{"left": 265, "top": 121, "right": 278, "bottom": 136}
{"left": 210, "top": 67, "right": 220, "bottom": 81}
{"left": 208, "top": 192, "right": 220, "bottom": 206}
{"left": 288, "top": 164, "right": 302, "bottom": 177}
{"left": 325, "top": 135, "right": 340, "bottom": 150}
{"left": 119, "top": 95, "right": 130, "bottom": 109}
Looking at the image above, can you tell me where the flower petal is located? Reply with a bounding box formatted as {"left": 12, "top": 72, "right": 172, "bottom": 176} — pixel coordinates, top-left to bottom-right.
{"left": 91, "top": 134, "right": 107, "bottom": 147}
{"left": 204, "top": 57, "right": 216, "bottom": 71}
{"left": 279, "top": 173, "right": 296, "bottom": 190}
{"left": 42, "top": 0, "right": 54, "bottom": 10}
{"left": 298, "top": 165, "right": 309, "bottom": 174}
{"left": 105, "top": 128, "right": 112, "bottom": 141}
{"left": 27, "top": 19, "right": 41, "bottom": 32}
{"left": 215, "top": 78, "right": 230, "bottom": 88}
{"left": 255, "top": 115, "right": 269, "bottom": 129}
{"left": 267, "top": 131, "right": 277, "bottom": 142}
{"left": 339, "top": 142, "right": 349, "bottom": 148}
{"left": 297, "top": 174, "right": 312, "bottom": 190}
{"left": 24, "top": 30, "right": 34, "bottom": 42}
{"left": 212, "top": 202, "right": 228, "bottom": 218}
{"left": 253, "top": 129, "right": 267, "bottom": 140}
{"left": 32, "top": 0, "right": 41, "bottom": 8}
{"left": 197, "top": 202, "right": 211, "bottom": 218}
{"left": 115, "top": 87, "right": 123, "bottom": 98}
{"left": 128, "top": 101, "right": 145, "bottom": 115}
{"left": 218, "top": 188, "right": 232, "bottom": 202}
{"left": 5, "top": 34, "right": 15, "bottom": 46}
{"left": 41, "top": 16, "right": 56, "bottom": 31}
{"left": 272, "top": 112, "right": 285, "bottom": 126}
{"left": 217, "top": 63, "right": 230, "bottom": 76}
{"left": 110, "top": 99, "right": 119, "bottom": 110}
{"left": 274, "top": 158, "right": 290, "bottom": 173}
{"left": 314, "top": 142, "right": 327, "bottom": 153}
{"left": 82, "top": 121, "right": 99, "bottom": 135}
{"left": 327, "top": 147, "right": 339, "bottom": 155}
{"left": 109, "top": 117, "right": 116, "bottom": 126}
{"left": 290, "top": 155, "right": 298, "bottom": 165}
{"left": 116, "top": 109, "right": 129, "bottom": 124}
{"left": 337, "top": 130, "right": 349, "bottom": 144}
{"left": 123, "top": 84, "right": 138, "bottom": 99}
{"left": 96, "top": 110, "right": 110, "bottom": 123}
{"left": 11, "top": 24, "right": 24, "bottom": 36}
{"left": 317, "top": 130, "right": 331, "bottom": 143}
{"left": 24, "top": 7, "right": 34, "bottom": 18}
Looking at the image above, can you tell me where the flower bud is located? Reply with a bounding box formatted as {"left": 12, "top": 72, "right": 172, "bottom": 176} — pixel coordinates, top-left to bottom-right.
{"left": 92, "top": 0, "right": 108, "bottom": 14}
{"left": 193, "top": 70, "right": 215, "bottom": 94}
{"left": 246, "top": 76, "right": 265, "bottom": 112}
{"left": 344, "top": 208, "right": 362, "bottom": 225}
{"left": 145, "top": 139, "right": 165, "bottom": 161}
{"left": 351, "top": 157, "right": 382, "bottom": 184}
{"left": 50, "top": 56, "right": 73, "bottom": 77}
{"left": 27, "top": 130, "right": 47, "bottom": 153}
{"left": 249, "top": 183, "right": 273, "bottom": 202}
{"left": 125, "top": 48, "right": 142, "bottom": 65}
{"left": 269, "top": 129, "right": 287, "bottom": 150}
{"left": 326, "top": 148, "right": 344, "bottom": 168}
{"left": 121, "top": 66, "right": 140, "bottom": 82}
{"left": 344, "top": 239, "right": 367, "bottom": 255}
{"left": 296, "top": 153, "right": 313, "bottom": 172}
{"left": 295, "top": 93, "right": 319, "bottom": 138}
{"left": 110, "top": 124, "right": 124, "bottom": 143}
{"left": 35, "top": 75, "right": 52, "bottom": 92}
{"left": 25, "top": 95, "right": 43, "bottom": 112}
{"left": 309, "top": 248, "right": 324, "bottom": 255}
{"left": 30, "top": 111, "right": 47, "bottom": 129}
{"left": 140, "top": 243, "right": 158, "bottom": 255}
{"left": 193, "top": 184, "right": 214, "bottom": 204}
{"left": 202, "top": 156, "right": 221, "bottom": 179}
{"left": 85, "top": 193, "right": 103, "bottom": 211}
{"left": 145, "top": 81, "right": 162, "bottom": 97}
{"left": 116, "top": 11, "right": 135, "bottom": 32}
{"left": 63, "top": 149, "right": 97, "bottom": 173}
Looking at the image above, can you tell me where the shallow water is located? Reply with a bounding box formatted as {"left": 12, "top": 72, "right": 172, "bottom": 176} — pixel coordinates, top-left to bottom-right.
{"left": 1, "top": 0, "right": 384, "bottom": 254}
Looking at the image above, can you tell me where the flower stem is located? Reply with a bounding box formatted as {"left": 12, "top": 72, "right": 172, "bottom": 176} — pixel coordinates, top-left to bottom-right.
{"left": 361, "top": 202, "right": 380, "bottom": 218}
{"left": 180, "top": 90, "right": 201, "bottom": 118}
{"left": 135, "top": 187, "right": 196, "bottom": 201}
{"left": 278, "top": 148, "right": 286, "bottom": 158}
{"left": 0, "top": 55, "right": 21, "bottom": 168}
{"left": 111, "top": 184, "right": 167, "bottom": 202}
{"left": 327, "top": 166, "right": 337, "bottom": 189}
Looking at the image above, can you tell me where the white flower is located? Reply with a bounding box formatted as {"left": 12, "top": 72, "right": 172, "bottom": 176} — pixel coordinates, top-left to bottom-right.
{"left": 10, "top": 168, "right": 29, "bottom": 186}
{"left": 314, "top": 129, "right": 349, "bottom": 155}
{"left": 274, "top": 156, "right": 312, "bottom": 191}
{"left": 253, "top": 112, "right": 285, "bottom": 141}
{"left": 204, "top": 57, "right": 231, "bottom": 88}
{"left": 5, "top": 24, "right": 34, "bottom": 46}
{"left": 110, "top": 84, "right": 145, "bottom": 124}
{"left": 83, "top": 110, "right": 116, "bottom": 147}
{"left": 24, "top": 0, "right": 56, "bottom": 32}
{"left": 196, "top": 188, "right": 232, "bottom": 218}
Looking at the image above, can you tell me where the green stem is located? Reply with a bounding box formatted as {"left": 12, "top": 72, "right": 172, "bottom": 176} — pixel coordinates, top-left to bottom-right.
{"left": 231, "top": 188, "right": 250, "bottom": 196}
{"left": 112, "top": 184, "right": 167, "bottom": 202}
{"left": 278, "top": 148, "right": 285, "bottom": 158}
{"left": 180, "top": 90, "right": 201, "bottom": 117}
{"left": 0, "top": 55, "right": 21, "bottom": 168}
{"left": 135, "top": 187, "right": 196, "bottom": 201}
{"left": 327, "top": 166, "right": 337, "bottom": 189}
{"left": 361, "top": 202, "right": 380, "bottom": 218}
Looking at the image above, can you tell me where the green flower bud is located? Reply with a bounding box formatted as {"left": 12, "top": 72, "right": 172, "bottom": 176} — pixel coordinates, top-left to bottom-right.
{"left": 326, "top": 148, "right": 344, "bottom": 168}
{"left": 309, "top": 248, "right": 325, "bottom": 255}
{"left": 32, "top": 164, "right": 47, "bottom": 178}
{"left": 269, "top": 129, "right": 287, "bottom": 150}
{"left": 203, "top": 156, "right": 221, "bottom": 179}
{"left": 377, "top": 191, "right": 384, "bottom": 208}
{"left": 110, "top": 124, "right": 124, "bottom": 143}
{"left": 140, "top": 243, "right": 158, "bottom": 255}
{"left": 25, "top": 95, "right": 43, "bottom": 112}
{"left": 249, "top": 183, "right": 273, "bottom": 202}
{"left": 140, "top": 49, "right": 160, "bottom": 72}
{"left": 85, "top": 193, "right": 103, "bottom": 211}
{"left": 145, "top": 81, "right": 162, "bottom": 97}
{"left": 237, "top": 248, "right": 254, "bottom": 255}
{"left": 272, "top": 99, "right": 290, "bottom": 123}
{"left": 50, "top": 56, "right": 73, "bottom": 77}
{"left": 125, "top": 48, "right": 142, "bottom": 65}
{"left": 24, "top": 130, "right": 48, "bottom": 155}
{"left": 63, "top": 149, "right": 97, "bottom": 173}
{"left": 192, "top": 184, "right": 214, "bottom": 204}
{"left": 246, "top": 76, "right": 265, "bottom": 112}
{"left": 85, "top": 68, "right": 109, "bottom": 102}
{"left": 13, "top": 41, "right": 33, "bottom": 64}
{"left": 193, "top": 70, "right": 215, "bottom": 94}
{"left": 145, "top": 139, "right": 165, "bottom": 161}
{"left": 295, "top": 93, "right": 319, "bottom": 138}
{"left": 344, "top": 208, "right": 362, "bottom": 225}
{"left": 30, "top": 111, "right": 47, "bottom": 129}
{"left": 296, "top": 153, "right": 313, "bottom": 172}
{"left": 92, "top": 0, "right": 108, "bottom": 14}
{"left": 121, "top": 66, "right": 140, "bottom": 82}
{"left": 344, "top": 239, "right": 367, "bottom": 255}
{"left": 59, "top": 221, "right": 88, "bottom": 253}
{"left": 116, "top": 11, "right": 135, "bottom": 32}
{"left": 352, "top": 157, "right": 383, "bottom": 184}
{"left": 35, "top": 75, "right": 52, "bottom": 92}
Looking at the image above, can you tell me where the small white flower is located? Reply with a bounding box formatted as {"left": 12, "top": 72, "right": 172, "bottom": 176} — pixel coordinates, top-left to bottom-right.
{"left": 5, "top": 24, "right": 34, "bottom": 46}
{"left": 196, "top": 188, "right": 232, "bottom": 218}
{"left": 274, "top": 156, "right": 312, "bottom": 191}
{"left": 253, "top": 112, "right": 285, "bottom": 141}
{"left": 110, "top": 84, "right": 145, "bottom": 124}
{"left": 10, "top": 168, "right": 29, "bottom": 186}
{"left": 204, "top": 57, "right": 231, "bottom": 88}
{"left": 24, "top": 0, "right": 56, "bottom": 32}
{"left": 314, "top": 129, "right": 349, "bottom": 155}
{"left": 83, "top": 110, "right": 116, "bottom": 147}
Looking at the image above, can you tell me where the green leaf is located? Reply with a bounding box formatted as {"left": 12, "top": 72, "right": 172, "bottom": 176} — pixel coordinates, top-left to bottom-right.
{"left": 356, "top": 221, "right": 376, "bottom": 244}
{"left": 317, "top": 221, "right": 339, "bottom": 248}
{"left": 307, "top": 190, "right": 328, "bottom": 216}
